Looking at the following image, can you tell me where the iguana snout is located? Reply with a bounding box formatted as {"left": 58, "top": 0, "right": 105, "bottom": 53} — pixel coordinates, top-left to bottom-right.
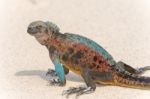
{"left": 27, "top": 21, "right": 48, "bottom": 35}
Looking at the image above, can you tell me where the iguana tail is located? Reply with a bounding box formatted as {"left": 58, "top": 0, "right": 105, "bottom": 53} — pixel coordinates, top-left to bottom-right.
{"left": 114, "top": 70, "right": 150, "bottom": 90}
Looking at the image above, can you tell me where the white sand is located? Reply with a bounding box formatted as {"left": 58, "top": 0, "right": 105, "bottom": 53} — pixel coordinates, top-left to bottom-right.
{"left": 0, "top": 0, "right": 150, "bottom": 99}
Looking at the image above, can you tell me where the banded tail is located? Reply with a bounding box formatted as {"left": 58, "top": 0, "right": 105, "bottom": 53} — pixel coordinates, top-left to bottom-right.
{"left": 114, "top": 70, "right": 150, "bottom": 90}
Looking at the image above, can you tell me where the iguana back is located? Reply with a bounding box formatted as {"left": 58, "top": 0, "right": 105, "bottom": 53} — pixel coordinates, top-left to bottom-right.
{"left": 64, "top": 33, "right": 115, "bottom": 65}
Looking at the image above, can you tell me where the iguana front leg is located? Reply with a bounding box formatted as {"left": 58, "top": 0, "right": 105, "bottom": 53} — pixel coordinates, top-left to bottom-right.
{"left": 46, "top": 45, "right": 69, "bottom": 86}
{"left": 48, "top": 59, "right": 66, "bottom": 86}
{"left": 46, "top": 65, "right": 69, "bottom": 76}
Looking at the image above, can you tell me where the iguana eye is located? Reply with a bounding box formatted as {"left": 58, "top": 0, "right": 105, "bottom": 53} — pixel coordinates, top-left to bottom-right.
{"left": 36, "top": 25, "right": 42, "bottom": 29}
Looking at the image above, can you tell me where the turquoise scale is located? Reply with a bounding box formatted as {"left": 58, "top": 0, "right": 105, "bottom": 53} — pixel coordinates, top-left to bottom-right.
{"left": 65, "top": 33, "right": 116, "bottom": 65}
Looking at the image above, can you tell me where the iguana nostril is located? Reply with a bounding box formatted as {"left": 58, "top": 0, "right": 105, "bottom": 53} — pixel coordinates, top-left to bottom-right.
{"left": 27, "top": 27, "right": 37, "bottom": 34}
{"left": 27, "top": 27, "right": 32, "bottom": 33}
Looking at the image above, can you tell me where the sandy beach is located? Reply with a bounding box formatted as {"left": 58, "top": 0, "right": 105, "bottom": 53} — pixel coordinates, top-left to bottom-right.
{"left": 0, "top": 0, "right": 150, "bottom": 99}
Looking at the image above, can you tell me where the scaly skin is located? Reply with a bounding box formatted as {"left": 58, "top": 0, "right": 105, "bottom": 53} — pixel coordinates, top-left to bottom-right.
{"left": 27, "top": 21, "right": 150, "bottom": 97}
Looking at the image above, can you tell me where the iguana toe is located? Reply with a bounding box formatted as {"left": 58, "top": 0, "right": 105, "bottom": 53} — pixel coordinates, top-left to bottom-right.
{"left": 46, "top": 68, "right": 57, "bottom": 76}
{"left": 49, "top": 78, "right": 64, "bottom": 86}
{"left": 62, "top": 86, "right": 94, "bottom": 98}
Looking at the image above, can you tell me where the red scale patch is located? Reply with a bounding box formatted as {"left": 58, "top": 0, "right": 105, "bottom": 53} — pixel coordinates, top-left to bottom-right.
{"left": 50, "top": 37, "right": 111, "bottom": 73}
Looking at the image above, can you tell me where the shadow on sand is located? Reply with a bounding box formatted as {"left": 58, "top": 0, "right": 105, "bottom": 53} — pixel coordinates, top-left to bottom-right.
{"left": 15, "top": 70, "right": 83, "bottom": 83}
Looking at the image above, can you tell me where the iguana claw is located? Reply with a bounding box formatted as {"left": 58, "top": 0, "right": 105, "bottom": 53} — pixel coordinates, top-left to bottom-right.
{"left": 46, "top": 68, "right": 57, "bottom": 76}
{"left": 62, "top": 86, "right": 94, "bottom": 98}
{"left": 49, "top": 78, "right": 64, "bottom": 86}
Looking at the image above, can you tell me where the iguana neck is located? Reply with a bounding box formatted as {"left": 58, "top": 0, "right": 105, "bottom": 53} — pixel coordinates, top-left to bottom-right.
{"left": 46, "top": 32, "right": 66, "bottom": 49}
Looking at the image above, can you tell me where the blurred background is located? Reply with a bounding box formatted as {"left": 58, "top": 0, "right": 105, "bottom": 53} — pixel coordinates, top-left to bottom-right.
{"left": 0, "top": 0, "right": 150, "bottom": 99}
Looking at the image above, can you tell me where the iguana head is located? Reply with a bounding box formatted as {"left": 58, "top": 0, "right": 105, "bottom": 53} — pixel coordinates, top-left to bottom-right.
{"left": 27, "top": 20, "right": 60, "bottom": 45}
